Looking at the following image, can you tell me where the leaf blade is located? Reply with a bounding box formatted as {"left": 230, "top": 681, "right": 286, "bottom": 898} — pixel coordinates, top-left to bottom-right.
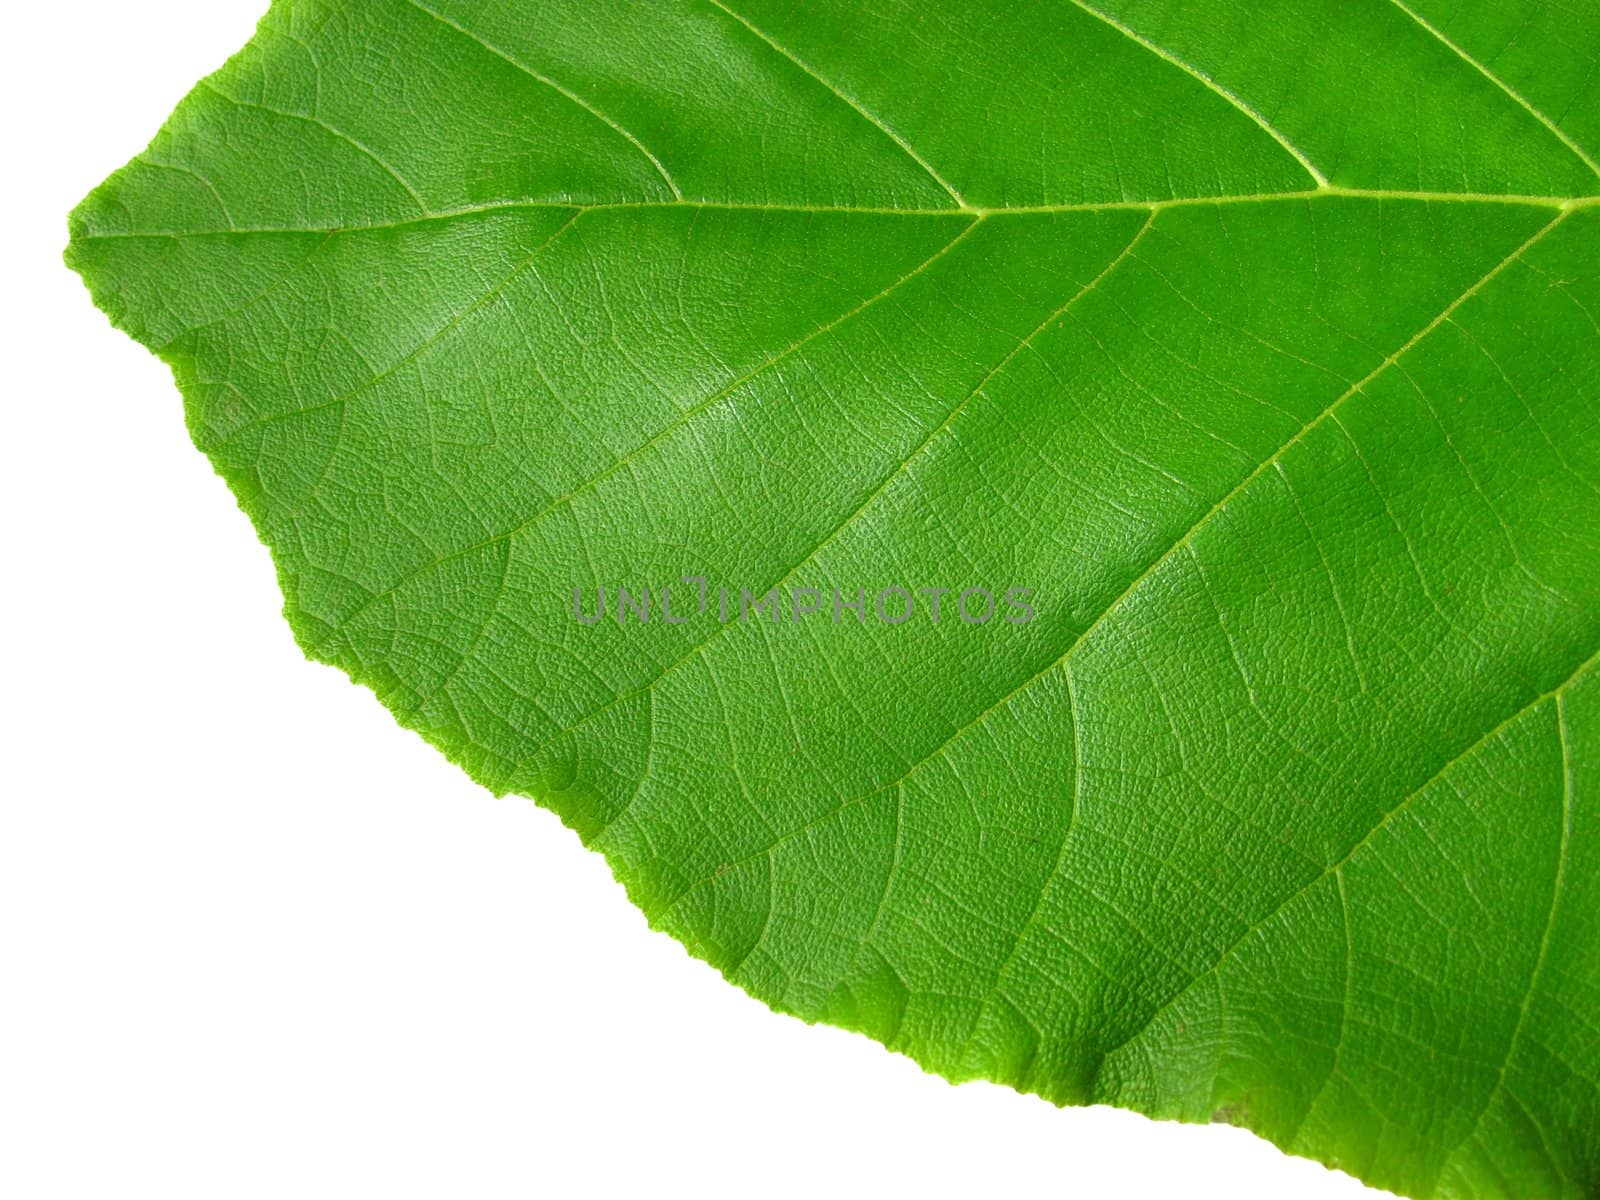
{"left": 68, "top": 4, "right": 1600, "bottom": 1196}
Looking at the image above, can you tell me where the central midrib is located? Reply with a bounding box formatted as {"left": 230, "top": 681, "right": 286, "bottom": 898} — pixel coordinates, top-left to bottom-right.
{"left": 74, "top": 184, "right": 1600, "bottom": 241}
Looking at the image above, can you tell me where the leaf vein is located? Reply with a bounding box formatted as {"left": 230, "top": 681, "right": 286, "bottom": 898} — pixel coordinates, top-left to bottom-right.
{"left": 550, "top": 212, "right": 1158, "bottom": 809}
{"left": 314, "top": 215, "right": 981, "bottom": 651}
{"left": 704, "top": 0, "right": 968, "bottom": 207}
{"left": 1062, "top": 0, "right": 1328, "bottom": 187}
{"left": 1384, "top": 0, "right": 1600, "bottom": 182}
{"left": 401, "top": 0, "right": 684, "bottom": 198}
{"left": 1091, "top": 647, "right": 1596, "bottom": 1083}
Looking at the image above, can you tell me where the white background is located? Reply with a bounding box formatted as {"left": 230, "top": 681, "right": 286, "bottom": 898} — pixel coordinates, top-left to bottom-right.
{"left": 4, "top": 4, "right": 1387, "bottom": 1196}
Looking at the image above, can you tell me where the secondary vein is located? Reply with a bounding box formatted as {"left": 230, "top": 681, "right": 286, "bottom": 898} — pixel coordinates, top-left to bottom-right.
{"left": 1385, "top": 0, "right": 1600, "bottom": 182}
{"left": 1063, "top": 0, "right": 1329, "bottom": 188}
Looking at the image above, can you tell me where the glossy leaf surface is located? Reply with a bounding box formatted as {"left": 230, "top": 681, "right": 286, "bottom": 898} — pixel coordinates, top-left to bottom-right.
{"left": 68, "top": 3, "right": 1600, "bottom": 1195}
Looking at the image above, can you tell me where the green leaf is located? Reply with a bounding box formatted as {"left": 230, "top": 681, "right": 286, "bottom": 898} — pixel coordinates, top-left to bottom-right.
{"left": 67, "top": 1, "right": 1600, "bottom": 1195}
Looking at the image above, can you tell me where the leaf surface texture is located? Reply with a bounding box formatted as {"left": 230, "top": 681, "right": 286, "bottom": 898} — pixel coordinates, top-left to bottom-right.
{"left": 68, "top": 2, "right": 1600, "bottom": 1195}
